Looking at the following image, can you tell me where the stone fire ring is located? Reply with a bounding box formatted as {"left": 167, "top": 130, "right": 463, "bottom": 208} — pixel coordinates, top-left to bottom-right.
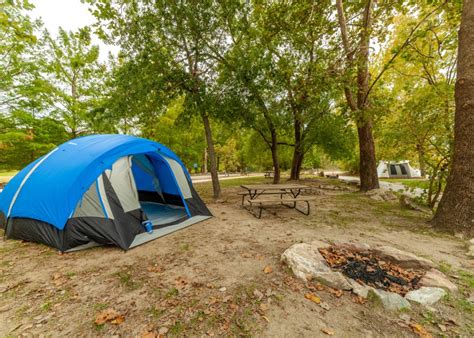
{"left": 281, "top": 241, "right": 457, "bottom": 311}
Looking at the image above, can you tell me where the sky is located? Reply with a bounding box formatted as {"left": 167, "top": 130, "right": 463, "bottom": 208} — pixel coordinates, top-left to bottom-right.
{"left": 30, "top": 0, "right": 118, "bottom": 61}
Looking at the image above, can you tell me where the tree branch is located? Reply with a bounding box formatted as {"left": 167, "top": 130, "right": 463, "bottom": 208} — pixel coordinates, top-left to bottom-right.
{"left": 363, "top": 0, "right": 448, "bottom": 106}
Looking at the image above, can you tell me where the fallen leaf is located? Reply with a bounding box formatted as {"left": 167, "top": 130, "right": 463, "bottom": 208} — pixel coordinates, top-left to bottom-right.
{"left": 437, "top": 324, "right": 447, "bottom": 332}
{"left": 110, "top": 315, "right": 125, "bottom": 325}
{"left": 263, "top": 266, "right": 273, "bottom": 274}
{"left": 259, "top": 303, "right": 269, "bottom": 312}
{"left": 314, "top": 282, "right": 325, "bottom": 291}
{"left": 410, "top": 323, "right": 433, "bottom": 338}
{"left": 147, "top": 265, "right": 164, "bottom": 273}
{"left": 304, "top": 293, "right": 321, "bottom": 304}
{"left": 328, "top": 288, "right": 343, "bottom": 298}
{"left": 353, "top": 295, "right": 367, "bottom": 304}
{"left": 95, "top": 308, "right": 124, "bottom": 325}
{"left": 321, "top": 327, "right": 335, "bottom": 335}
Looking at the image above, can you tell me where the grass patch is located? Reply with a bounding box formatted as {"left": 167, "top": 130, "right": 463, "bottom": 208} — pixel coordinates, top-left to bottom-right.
{"left": 114, "top": 270, "right": 141, "bottom": 290}
{"left": 94, "top": 323, "right": 105, "bottom": 332}
{"left": 380, "top": 178, "right": 430, "bottom": 190}
{"left": 165, "top": 287, "right": 179, "bottom": 298}
{"left": 0, "top": 170, "right": 18, "bottom": 177}
{"left": 148, "top": 306, "right": 165, "bottom": 319}
{"left": 437, "top": 261, "right": 452, "bottom": 274}
{"left": 457, "top": 298, "right": 474, "bottom": 314}
{"left": 169, "top": 320, "right": 185, "bottom": 336}
{"left": 40, "top": 301, "right": 52, "bottom": 312}
{"left": 459, "top": 270, "right": 474, "bottom": 290}
{"left": 194, "top": 176, "right": 271, "bottom": 199}
{"left": 180, "top": 243, "right": 190, "bottom": 252}
{"left": 93, "top": 303, "right": 109, "bottom": 311}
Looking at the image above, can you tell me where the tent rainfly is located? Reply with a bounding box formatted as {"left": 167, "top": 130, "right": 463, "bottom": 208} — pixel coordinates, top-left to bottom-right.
{"left": 376, "top": 160, "right": 422, "bottom": 179}
{"left": 0, "top": 134, "right": 212, "bottom": 252}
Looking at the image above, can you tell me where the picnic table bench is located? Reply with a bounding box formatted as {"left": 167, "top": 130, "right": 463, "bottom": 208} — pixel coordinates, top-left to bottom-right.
{"left": 264, "top": 171, "right": 273, "bottom": 178}
{"left": 239, "top": 184, "right": 315, "bottom": 218}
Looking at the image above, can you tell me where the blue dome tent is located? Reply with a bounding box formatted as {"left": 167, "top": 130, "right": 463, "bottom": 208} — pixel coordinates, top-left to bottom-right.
{"left": 0, "top": 134, "right": 211, "bottom": 251}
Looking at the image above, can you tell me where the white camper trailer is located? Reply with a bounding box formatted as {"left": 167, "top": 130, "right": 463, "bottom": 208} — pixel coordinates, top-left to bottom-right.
{"left": 377, "top": 161, "right": 422, "bottom": 179}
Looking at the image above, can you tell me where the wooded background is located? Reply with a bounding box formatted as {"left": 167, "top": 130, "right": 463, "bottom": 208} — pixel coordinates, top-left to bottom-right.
{"left": 2, "top": 0, "right": 472, "bottom": 233}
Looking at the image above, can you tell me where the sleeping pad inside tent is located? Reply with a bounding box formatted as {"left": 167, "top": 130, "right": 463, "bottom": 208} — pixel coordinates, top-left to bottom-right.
{"left": 0, "top": 134, "right": 212, "bottom": 252}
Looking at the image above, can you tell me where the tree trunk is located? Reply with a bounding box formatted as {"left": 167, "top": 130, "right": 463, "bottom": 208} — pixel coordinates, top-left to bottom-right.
{"left": 290, "top": 149, "right": 304, "bottom": 181}
{"left": 356, "top": 0, "right": 379, "bottom": 191}
{"left": 290, "top": 117, "right": 303, "bottom": 180}
{"left": 336, "top": 0, "right": 379, "bottom": 191}
{"left": 203, "top": 147, "right": 208, "bottom": 173}
{"left": 358, "top": 120, "right": 379, "bottom": 191}
{"left": 270, "top": 130, "right": 281, "bottom": 184}
{"left": 417, "top": 145, "right": 426, "bottom": 177}
{"left": 201, "top": 112, "right": 221, "bottom": 199}
{"left": 432, "top": 0, "right": 474, "bottom": 236}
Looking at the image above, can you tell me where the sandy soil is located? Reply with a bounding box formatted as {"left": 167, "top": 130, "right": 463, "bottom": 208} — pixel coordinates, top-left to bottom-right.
{"left": 0, "top": 178, "right": 472, "bottom": 337}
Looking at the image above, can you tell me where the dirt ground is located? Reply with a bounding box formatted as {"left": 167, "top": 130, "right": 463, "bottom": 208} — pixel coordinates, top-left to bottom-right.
{"left": 0, "top": 177, "right": 472, "bottom": 337}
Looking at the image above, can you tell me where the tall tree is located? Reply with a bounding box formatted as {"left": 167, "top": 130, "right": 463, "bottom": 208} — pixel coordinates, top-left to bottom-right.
{"left": 432, "top": 0, "right": 474, "bottom": 236}
{"left": 0, "top": 0, "right": 38, "bottom": 113}
{"left": 87, "top": 0, "right": 222, "bottom": 198}
{"left": 335, "top": 0, "right": 449, "bottom": 191}
{"left": 377, "top": 5, "right": 459, "bottom": 208}
{"left": 42, "top": 27, "right": 106, "bottom": 137}
{"left": 336, "top": 0, "right": 379, "bottom": 191}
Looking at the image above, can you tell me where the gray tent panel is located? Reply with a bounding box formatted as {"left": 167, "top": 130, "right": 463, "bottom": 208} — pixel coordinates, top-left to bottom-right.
{"left": 129, "top": 215, "right": 211, "bottom": 248}
{"left": 73, "top": 179, "right": 112, "bottom": 219}
{"left": 106, "top": 156, "right": 141, "bottom": 213}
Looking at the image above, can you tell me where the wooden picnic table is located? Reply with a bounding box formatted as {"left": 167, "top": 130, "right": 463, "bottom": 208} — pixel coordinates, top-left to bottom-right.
{"left": 240, "top": 183, "right": 309, "bottom": 199}
{"left": 239, "top": 184, "right": 313, "bottom": 218}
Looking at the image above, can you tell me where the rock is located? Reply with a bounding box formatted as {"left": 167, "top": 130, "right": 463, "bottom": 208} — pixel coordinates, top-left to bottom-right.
{"left": 372, "top": 245, "right": 434, "bottom": 269}
{"left": 219, "top": 287, "right": 227, "bottom": 292}
{"left": 405, "top": 287, "right": 446, "bottom": 306}
{"left": 281, "top": 243, "right": 352, "bottom": 290}
{"left": 467, "top": 245, "right": 474, "bottom": 258}
{"left": 419, "top": 268, "right": 458, "bottom": 292}
{"left": 366, "top": 189, "right": 398, "bottom": 202}
{"left": 319, "top": 302, "right": 331, "bottom": 311}
{"left": 437, "top": 324, "right": 447, "bottom": 332}
{"left": 253, "top": 289, "right": 264, "bottom": 301}
{"left": 399, "top": 313, "right": 411, "bottom": 324}
{"left": 158, "top": 327, "right": 169, "bottom": 335}
{"left": 370, "top": 289, "right": 411, "bottom": 311}
{"left": 348, "top": 279, "right": 374, "bottom": 298}
{"left": 333, "top": 242, "right": 371, "bottom": 254}
{"left": 399, "top": 194, "right": 432, "bottom": 213}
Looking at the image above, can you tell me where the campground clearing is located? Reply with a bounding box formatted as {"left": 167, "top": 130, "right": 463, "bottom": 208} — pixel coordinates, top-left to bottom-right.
{"left": 0, "top": 177, "right": 472, "bottom": 336}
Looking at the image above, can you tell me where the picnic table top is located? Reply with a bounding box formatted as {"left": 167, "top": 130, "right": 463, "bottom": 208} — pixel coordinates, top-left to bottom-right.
{"left": 240, "top": 183, "right": 309, "bottom": 191}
